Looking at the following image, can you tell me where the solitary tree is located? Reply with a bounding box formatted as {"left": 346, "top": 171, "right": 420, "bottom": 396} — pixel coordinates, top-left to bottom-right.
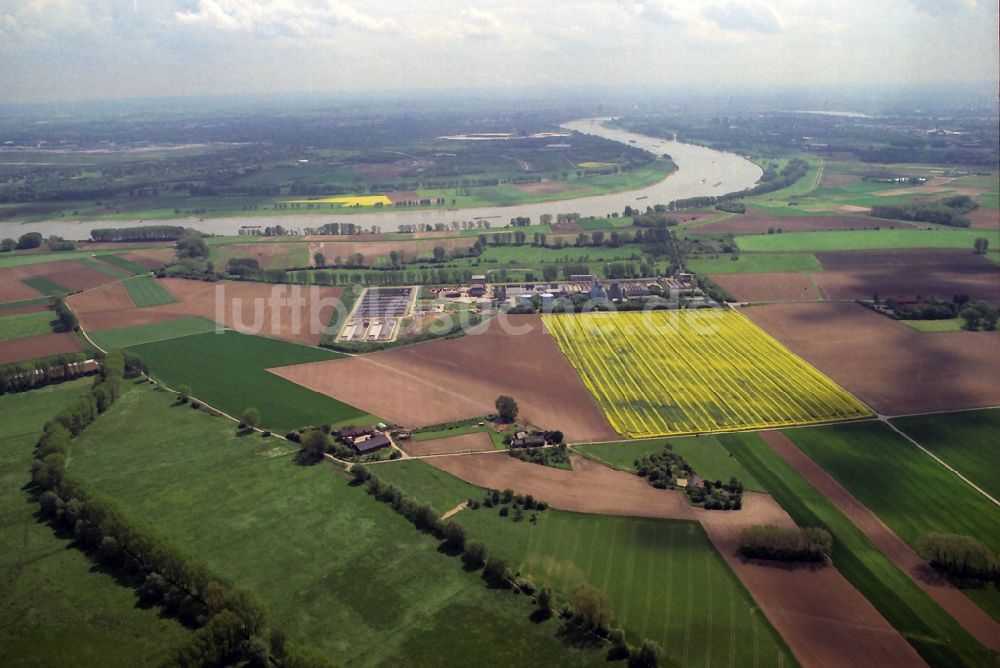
{"left": 240, "top": 407, "right": 260, "bottom": 429}
{"left": 974, "top": 237, "right": 990, "bottom": 254}
{"left": 536, "top": 587, "right": 553, "bottom": 618}
{"left": 313, "top": 251, "right": 326, "bottom": 267}
{"left": 300, "top": 430, "right": 330, "bottom": 462}
{"left": 569, "top": 582, "right": 613, "bottom": 629}
{"left": 177, "top": 385, "right": 191, "bottom": 403}
{"left": 495, "top": 395, "right": 519, "bottom": 422}
{"left": 633, "top": 640, "right": 663, "bottom": 668}
{"left": 433, "top": 246, "right": 447, "bottom": 262}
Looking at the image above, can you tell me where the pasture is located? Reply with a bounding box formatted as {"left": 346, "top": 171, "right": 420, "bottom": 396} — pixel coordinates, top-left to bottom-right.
{"left": 902, "top": 318, "right": 964, "bottom": 332}
{"left": 735, "top": 227, "right": 990, "bottom": 252}
{"left": 574, "top": 433, "right": 766, "bottom": 491}
{"left": 787, "top": 422, "right": 1000, "bottom": 553}
{"left": 122, "top": 275, "right": 176, "bottom": 307}
{"left": 94, "top": 254, "right": 154, "bottom": 275}
{"left": 686, "top": 252, "right": 821, "bottom": 274}
{"left": 67, "top": 382, "right": 606, "bottom": 667}
{"left": 0, "top": 381, "right": 188, "bottom": 666}
{"left": 89, "top": 316, "right": 219, "bottom": 350}
{"left": 892, "top": 409, "right": 1000, "bottom": 500}
{"left": 0, "top": 310, "right": 55, "bottom": 342}
{"left": 22, "top": 275, "right": 69, "bottom": 296}
{"left": 372, "top": 460, "right": 795, "bottom": 667}
{"left": 128, "top": 330, "right": 373, "bottom": 432}
{"left": 725, "top": 433, "right": 994, "bottom": 667}
{"left": 543, "top": 310, "right": 871, "bottom": 438}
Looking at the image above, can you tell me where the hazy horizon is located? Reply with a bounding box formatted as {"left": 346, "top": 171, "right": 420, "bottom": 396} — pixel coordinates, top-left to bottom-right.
{"left": 2, "top": 0, "right": 998, "bottom": 105}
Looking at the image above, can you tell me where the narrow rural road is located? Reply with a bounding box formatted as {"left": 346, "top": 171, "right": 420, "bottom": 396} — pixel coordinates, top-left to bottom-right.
{"left": 762, "top": 430, "right": 1000, "bottom": 653}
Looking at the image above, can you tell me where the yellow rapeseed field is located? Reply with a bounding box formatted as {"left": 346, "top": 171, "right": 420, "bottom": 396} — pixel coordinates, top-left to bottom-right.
{"left": 543, "top": 310, "right": 871, "bottom": 438}
{"left": 577, "top": 161, "right": 617, "bottom": 169}
{"left": 285, "top": 195, "right": 392, "bottom": 207}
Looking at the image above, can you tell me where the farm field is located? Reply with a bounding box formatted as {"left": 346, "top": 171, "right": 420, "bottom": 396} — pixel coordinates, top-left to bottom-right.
{"left": 746, "top": 301, "right": 1000, "bottom": 415}
{"left": 574, "top": 433, "right": 766, "bottom": 491}
{"left": 89, "top": 316, "right": 219, "bottom": 350}
{"left": 724, "top": 433, "right": 996, "bottom": 667}
{"left": 70, "top": 278, "right": 344, "bottom": 346}
{"left": 121, "top": 275, "right": 176, "bottom": 307}
{"left": 66, "top": 382, "right": 606, "bottom": 667}
{"left": 713, "top": 272, "right": 821, "bottom": 302}
{"left": 786, "top": 421, "right": 1000, "bottom": 552}
{"left": 0, "top": 380, "right": 188, "bottom": 666}
{"left": 0, "top": 309, "right": 55, "bottom": 342}
{"left": 735, "top": 227, "right": 994, "bottom": 252}
{"left": 210, "top": 242, "right": 309, "bottom": 270}
{"left": 891, "top": 409, "right": 1000, "bottom": 500}
{"left": 543, "top": 310, "right": 871, "bottom": 438}
{"left": 902, "top": 318, "right": 965, "bottom": 332}
{"left": 270, "top": 315, "right": 618, "bottom": 443}
{"left": 399, "top": 431, "right": 495, "bottom": 456}
{"left": 695, "top": 214, "right": 913, "bottom": 234}
{"left": 129, "top": 330, "right": 373, "bottom": 433}
{"left": 686, "top": 252, "right": 821, "bottom": 274}
{"left": 0, "top": 331, "right": 84, "bottom": 364}
{"left": 372, "top": 460, "right": 795, "bottom": 664}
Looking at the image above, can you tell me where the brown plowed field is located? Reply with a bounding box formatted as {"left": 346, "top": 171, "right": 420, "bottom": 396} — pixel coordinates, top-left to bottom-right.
{"left": 429, "top": 452, "right": 924, "bottom": 668}
{"left": 118, "top": 248, "right": 175, "bottom": 268}
{"left": 713, "top": 272, "right": 821, "bottom": 302}
{"left": 269, "top": 315, "right": 618, "bottom": 443}
{"left": 69, "top": 279, "right": 343, "bottom": 346}
{"left": 814, "top": 249, "right": 1000, "bottom": 302}
{"left": 401, "top": 432, "right": 494, "bottom": 456}
{"left": 514, "top": 181, "right": 579, "bottom": 195}
{"left": 763, "top": 430, "right": 1000, "bottom": 652}
{"left": 0, "top": 260, "right": 115, "bottom": 303}
{"left": 968, "top": 208, "right": 999, "bottom": 229}
{"left": 0, "top": 332, "right": 83, "bottom": 364}
{"left": 698, "top": 215, "right": 914, "bottom": 234}
{"left": 745, "top": 302, "right": 1000, "bottom": 415}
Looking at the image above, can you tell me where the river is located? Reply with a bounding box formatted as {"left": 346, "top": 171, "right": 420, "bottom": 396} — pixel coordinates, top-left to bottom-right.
{"left": 5, "top": 118, "right": 762, "bottom": 240}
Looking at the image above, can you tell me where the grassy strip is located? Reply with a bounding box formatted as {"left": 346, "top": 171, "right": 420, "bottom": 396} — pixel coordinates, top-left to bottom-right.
{"left": 686, "top": 252, "right": 822, "bottom": 274}
{"left": 0, "top": 380, "right": 188, "bottom": 665}
{"left": 0, "top": 310, "right": 56, "bottom": 342}
{"left": 901, "top": 318, "right": 964, "bottom": 332}
{"left": 90, "top": 316, "right": 219, "bottom": 351}
{"left": 127, "top": 330, "right": 373, "bottom": 433}
{"left": 22, "top": 276, "right": 70, "bottom": 296}
{"left": 0, "top": 296, "right": 51, "bottom": 311}
{"left": 723, "top": 433, "right": 994, "bottom": 667}
{"left": 735, "top": 228, "right": 989, "bottom": 252}
{"left": 575, "top": 433, "right": 766, "bottom": 492}
{"left": 122, "top": 276, "right": 176, "bottom": 307}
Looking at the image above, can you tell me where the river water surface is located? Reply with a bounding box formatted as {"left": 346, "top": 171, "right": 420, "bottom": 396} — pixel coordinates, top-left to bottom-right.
{"left": 6, "top": 118, "right": 762, "bottom": 240}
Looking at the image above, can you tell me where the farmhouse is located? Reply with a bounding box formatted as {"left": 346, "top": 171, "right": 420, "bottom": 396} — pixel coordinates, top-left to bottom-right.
{"left": 352, "top": 433, "right": 391, "bottom": 455}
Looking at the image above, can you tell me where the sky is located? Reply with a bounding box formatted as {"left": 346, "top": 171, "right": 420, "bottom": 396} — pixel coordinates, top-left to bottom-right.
{"left": 1, "top": 0, "right": 997, "bottom": 103}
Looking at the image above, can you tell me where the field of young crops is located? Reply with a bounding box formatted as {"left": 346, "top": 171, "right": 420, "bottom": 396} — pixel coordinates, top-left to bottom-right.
{"left": 543, "top": 310, "right": 871, "bottom": 438}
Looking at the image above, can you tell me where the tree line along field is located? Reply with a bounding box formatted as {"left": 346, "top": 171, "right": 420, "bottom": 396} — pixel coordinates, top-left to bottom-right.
{"left": 370, "top": 460, "right": 796, "bottom": 668}
{"left": 0, "top": 380, "right": 189, "bottom": 666}
{"left": 64, "top": 381, "right": 608, "bottom": 667}
{"left": 891, "top": 409, "right": 1000, "bottom": 499}
{"left": 543, "top": 310, "right": 871, "bottom": 438}
{"left": 125, "top": 330, "right": 375, "bottom": 433}
{"left": 722, "top": 433, "right": 995, "bottom": 667}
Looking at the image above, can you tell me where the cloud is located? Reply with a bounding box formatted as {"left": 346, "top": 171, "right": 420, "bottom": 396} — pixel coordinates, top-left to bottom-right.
{"left": 174, "top": 0, "right": 398, "bottom": 36}
{"left": 454, "top": 7, "right": 504, "bottom": 39}
{"left": 704, "top": 2, "right": 781, "bottom": 33}
{"left": 905, "top": 0, "right": 976, "bottom": 14}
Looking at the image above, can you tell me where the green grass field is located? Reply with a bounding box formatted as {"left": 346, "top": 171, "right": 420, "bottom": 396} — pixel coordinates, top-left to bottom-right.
{"left": 736, "top": 228, "right": 992, "bottom": 252}
{"left": 575, "top": 433, "right": 766, "bottom": 492}
{"left": 0, "top": 249, "right": 113, "bottom": 269}
{"left": 76, "top": 257, "right": 133, "bottom": 279}
{"left": 122, "top": 276, "right": 176, "bottom": 307}
{"left": 787, "top": 421, "right": 999, "bottom": 552}
{"left": 901, "top": 318, "right": 965, "bottom": 332}
{"left": 0, "top": 310, "right": 55, "bottom": 342}
{"left": 687, "top": 252, "right": 821, "bottom": 274}
{"left": 0, "top": 296, "right": 51, "bottom": 311}
{"left": 90, "top": 316, "right": 219, "bottom": 350}
{"left": 372, "top": 459, "right": 795, "bottom": 667}
{"left": 67, "top": 382, "right": 607, "bottom": 667}
{"left": 0, "top": 380, "right": 188, "bottom": 666}
{"left": 95, "top": 254, "right": 154, "bottom": 274}
{"left": 891, "top": 409, "right": 1000, "bottom": 500}
{"left": 127, "top": 330, "right": 373, "bottom": 432}
{"left": 21, "top": 276, "right": 70, "bottom": 296}
{"left": 723, "top": 433, "right": 993, "bottom": 667}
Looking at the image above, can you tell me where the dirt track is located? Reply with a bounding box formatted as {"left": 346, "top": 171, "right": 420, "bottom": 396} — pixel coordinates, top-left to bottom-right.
{"left": 745, "top": 302, "right": 1000, "bottom": 415}
{"left": 69, "top": 278, "right": 344, "bottom": 346}
{"left": 762, "top": 430, "right": 1000, "bottom": 653}
{"left": 269, "top": 315, "right": 619, "bottom": 443}
{"left": 401, "top": 432, "right": 494, "bottom": 456}
{"left": 0, "top": 332, "right": 84, "bottom": 364}
{"left": 428, "top": 452, "right": 925, "bottom": 668}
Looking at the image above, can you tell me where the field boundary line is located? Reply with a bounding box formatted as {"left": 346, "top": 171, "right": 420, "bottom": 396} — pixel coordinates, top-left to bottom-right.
{"left": 878, "top": 415, "right": 1000, "bottom": 507}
